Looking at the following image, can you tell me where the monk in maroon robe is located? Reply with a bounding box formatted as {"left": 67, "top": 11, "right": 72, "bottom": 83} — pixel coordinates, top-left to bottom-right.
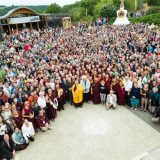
{"left": 46, "top": 89, "right": 57, "bottom": 120}
{"left": 12, "top": 110, "right": 23, "bottom": 130}
{"left": 105, "top": 75, "right": 111, "bottom": 94}
{"left": 91, "top": 79, "right": 101, "bottom": 104}
{"left": 117, "top": 82, "right": 125, "bottom": 105}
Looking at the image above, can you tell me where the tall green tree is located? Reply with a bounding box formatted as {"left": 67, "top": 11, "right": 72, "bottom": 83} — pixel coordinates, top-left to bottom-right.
{"left": 94, "top": 0, "right": 112, "bottom": 17}
{"left": 100, "top": 4, "right": 117, "bottom": 18}
{"left": 45, "top": 3, "right": 62, "bottom": 14}
{"left": 113, "top": 0, "right": 139, "bottom": 10}
{"left": 81, "top": 0, "right": 99, "bottom": 16}
{"left": 34, "top": 7, "right": 44, "bottom": 13}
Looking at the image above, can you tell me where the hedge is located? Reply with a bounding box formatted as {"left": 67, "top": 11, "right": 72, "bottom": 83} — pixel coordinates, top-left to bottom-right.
{"left": 146, "top": 6, "right": 160, "bottom": 15}
{"left": 130, "top": 13, "right": 160, "bottom": 25}
{"left": 109, "top": 13, "right": 160, "bottom": 25}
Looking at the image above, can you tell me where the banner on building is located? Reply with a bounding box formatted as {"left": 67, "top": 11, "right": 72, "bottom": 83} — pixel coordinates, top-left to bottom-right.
{"left": 8, "top": 16, "right": 40, "bottom": 24}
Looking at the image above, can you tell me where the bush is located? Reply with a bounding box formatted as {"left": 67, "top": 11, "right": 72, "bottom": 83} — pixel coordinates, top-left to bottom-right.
{"left": 100, "top": 4, "right": 117, "bottom": 19}
{"left": 147, "top": 0, "right": 160, "bottom": 6}
{"left": 130, "top": 13, "right": 160, "bottom": 25}
{"left": 146, "top": 6, "right": 160, "bottom": 15}
{"left": 80, "top": 16, "right": 93, "bottom": 24}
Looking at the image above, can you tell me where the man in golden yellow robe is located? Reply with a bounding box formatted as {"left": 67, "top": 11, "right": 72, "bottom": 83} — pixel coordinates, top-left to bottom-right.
{"left": 72, "top": 80, "right": 84, "bottom": 108}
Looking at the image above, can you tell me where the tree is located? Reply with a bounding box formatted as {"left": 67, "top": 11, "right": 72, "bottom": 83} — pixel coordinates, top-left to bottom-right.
{"left": 100, "top": 4, "right": 117, "bottom": 18}
{"left": 62, "top": 4, "right": 74, "bottom": 13}
{"left": 68, "top": 7, "right": 82, "bottom": 21}
{"left": 45, "top": 3, "right": 62, "bottom": 14}
{"left": 34, "top": 7, "right": 44, "bottom": 14}
{"left": 113, "top": 0, "right": 139, "bottom": 11}
{"left": 81, "top": 0, "right": 99, "bottom": 16}
{"left": 94, "top": 0, "right": 112, "bottom": 17}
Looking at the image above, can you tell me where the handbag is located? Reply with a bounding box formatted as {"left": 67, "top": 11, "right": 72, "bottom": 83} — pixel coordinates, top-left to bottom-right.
{"left": 50, "top": 98, "right": 58, "bottom": 109}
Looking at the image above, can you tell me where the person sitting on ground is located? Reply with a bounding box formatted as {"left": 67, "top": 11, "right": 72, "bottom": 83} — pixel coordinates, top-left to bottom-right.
{"left": 106, "top": 90, "right": 117, "bottom": 110}
{"left": 0, "top": 134, "right": 16, "bottom": 160}
{"left": 12, "top": 127, "right": 28, "bottom": 151}
{"left": 36, "top": 110, "right": 52, "bottom": 132}
{"left": 21, "top": 119, "right": 35, "bottom": 142}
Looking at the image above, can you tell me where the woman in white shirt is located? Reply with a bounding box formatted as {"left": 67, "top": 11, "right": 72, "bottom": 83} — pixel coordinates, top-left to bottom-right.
{"left": 22, "top": 119, "right": 35, "bottom": 142}
{"left": 37, "top": 91, "right": 46, "bottom": 110}
{"left": 1, "top": 103, "right": 12, "bottom": 125}
{"left": 0, "top": 116, "right": 13, "bottom": 143}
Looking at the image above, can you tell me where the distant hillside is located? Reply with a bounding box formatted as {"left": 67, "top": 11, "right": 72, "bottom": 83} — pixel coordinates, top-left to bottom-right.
{"left": 0, "top": 5, "right": 48, "bottom": 16}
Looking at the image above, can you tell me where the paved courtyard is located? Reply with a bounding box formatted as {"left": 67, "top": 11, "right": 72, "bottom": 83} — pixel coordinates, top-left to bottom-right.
{"left": 16, "top": 104, "right": 160, "bottom": 160}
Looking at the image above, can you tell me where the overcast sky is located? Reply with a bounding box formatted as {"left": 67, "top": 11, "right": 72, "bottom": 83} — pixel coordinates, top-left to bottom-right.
{"left": 0, "top": 0, "right": 78, "bottom": 7}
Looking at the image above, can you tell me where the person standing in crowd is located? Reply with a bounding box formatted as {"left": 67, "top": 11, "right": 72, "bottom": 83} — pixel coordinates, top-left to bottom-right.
{"left": 72, "top": 80, "right": 84, "bottom": 108}
{"left": 80, "top": 75, "right": 90, "bottom": 103}
{"left": 117, "top": 82, "right": 125, "bottom": 106}
{"left": 91, "top": 78, "right": 101, "bottom": 104}
{"left": 56, "top": 84, "right": 65, "bottom": 111}
{"left": 28, "top": 90, "right": 38, "bottom": 105}
{"left": 66, "top": 77, "right": 74, "bottom": 105}
{"left": 37, "top": 91, "right": 47, "bottom": 111}
{"left": 1, "top": 103, "right": 12, "bottom": 125}
{"left": 124, "top": 76, "right": 133, "bottom": 106}
{"left": 129, "top": 82, "right": 141, "bottom": 111}
{"left": 141, "top": 84, "right": 149, "bottom": 112}
{"left": 22, "top": 101, "right": 37, "bottom": 130}
{"left": 99, "top": 80, "right": 107, "bottom": 105}
{"left": 45, "top": 93, "right": 57, "bottom": 121}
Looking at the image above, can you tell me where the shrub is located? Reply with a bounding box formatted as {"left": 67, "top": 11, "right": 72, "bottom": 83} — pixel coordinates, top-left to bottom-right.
{"left": 100, "top": 4, "right": 117, "bottom": 19}
{"left": 130, "top": 13, "right": 160, "bottom": 25}
{"left": 146, "top": 6, "right": 160, "bottom": 15}
{"left": 147, "top": 0, "right": 160, "bottom": 6}
{"left": 80, "top": 15, "right": 93, "bottom": 24}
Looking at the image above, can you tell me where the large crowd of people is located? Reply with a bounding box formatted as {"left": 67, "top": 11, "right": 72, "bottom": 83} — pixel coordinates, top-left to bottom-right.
{"left": 0, "top": 23, "right": 160, "bottom": 159}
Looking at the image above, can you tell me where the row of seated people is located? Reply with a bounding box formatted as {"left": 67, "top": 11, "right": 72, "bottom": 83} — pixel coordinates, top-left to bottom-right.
{"left": 0, "top": 108, "right": 53, "bottom": 160}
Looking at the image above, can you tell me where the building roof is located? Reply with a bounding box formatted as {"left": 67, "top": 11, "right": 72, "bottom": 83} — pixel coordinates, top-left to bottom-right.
{"left": 0, "top": 7, "right": 40, "bottom": 20}
{"left": 0, "top": 7, "right": 69, "bottom": 21}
